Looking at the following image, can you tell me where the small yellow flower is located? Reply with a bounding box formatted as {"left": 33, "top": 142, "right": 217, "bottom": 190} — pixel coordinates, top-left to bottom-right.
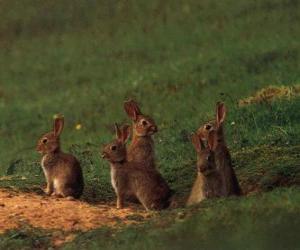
{"left": 75, "top": 123, "right": 82, "bottom": 130}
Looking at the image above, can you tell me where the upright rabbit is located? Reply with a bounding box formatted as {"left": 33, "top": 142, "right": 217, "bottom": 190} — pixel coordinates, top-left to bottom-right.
{"left": 124, "top": 99, "right": 157, "bottom": 169}
{"left": 197, "top": 102, "right": 241, "bottom": 196}
{"left": 36, "top": 117, "right": 84, "bottom": 199}
{"left": 101, "top": 124, "right": 172, "bottom": 210}
{"left": 186, "top": 131, "right": 222, "bottom": 206}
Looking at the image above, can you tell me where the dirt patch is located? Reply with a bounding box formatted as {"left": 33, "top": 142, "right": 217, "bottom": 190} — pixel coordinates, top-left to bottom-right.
{"left": 0, "top": 188, "right": 151, "bottom": 246}
{"left": 238, "top": 85, "right": 300, "bottom": 107}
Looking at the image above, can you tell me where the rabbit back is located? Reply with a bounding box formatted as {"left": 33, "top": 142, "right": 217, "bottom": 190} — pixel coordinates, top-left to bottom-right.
{"left": 215, "top": 146, "right": 241, "bottom": 196}
{"left": 127, "top": 137, "right": 155, "bottom": 169}
{"left": 121, "top": 163, "right": 172, "bottom": 210}
{"left": 136, "top": 169, "right": 172, "bottom": 210}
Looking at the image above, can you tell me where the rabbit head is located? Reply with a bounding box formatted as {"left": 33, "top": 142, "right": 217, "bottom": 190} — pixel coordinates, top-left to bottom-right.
{"left": 197, "top": 102, "right": 226, "bottom": 141}
{"left": 124, "top": 99, "right": 158, "bottom": 137}
{"left": 36, "top": 117, "right": 64, "bottom": 154}
{"left": 102, "top": 124, "right": 131, "bottom": 163}
{"left": 191, "top": 130, "right": 217, "bottom": 176}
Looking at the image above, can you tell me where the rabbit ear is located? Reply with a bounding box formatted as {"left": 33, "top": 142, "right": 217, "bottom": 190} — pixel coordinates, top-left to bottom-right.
{"left": 216, "top": 102, "right": 226, "bottom": 127}
{"left": 53, "top": 117, "right": 64, "bottom": 137}
{"left": 121, "top": 124, "right": 131, "bottom": 144}
{"left": 114, "top": 123, "right": 122, "bottom": 141}
{"left": 191, "top": 133, "right": 205, "bottom": 153}
{"left": 124, "top": 99, "right": 142, "bottom": 122}
{"left": 207, "top": 130, "right": 217, "bottom": 151}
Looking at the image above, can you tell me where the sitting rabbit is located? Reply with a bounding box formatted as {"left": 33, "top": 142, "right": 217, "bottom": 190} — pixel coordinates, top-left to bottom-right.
{"left": 36, "top": 117, "right": 84, "bottom": 199}
{"left": 197, "top": 102, "right": 241, "bottom": 196}
{"left": 187, "top": 130, "right": 222, "bottom": 206}
{"left": 102, "top": 124, "right": 172, "bottom": 210}
{"left": 124, "top": 99, "right": 158, "bottom": 169}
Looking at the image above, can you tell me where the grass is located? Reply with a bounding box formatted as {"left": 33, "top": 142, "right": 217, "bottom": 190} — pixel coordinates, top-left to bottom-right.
{"left": 63, "top": 187, "right": 300, "bottom": 250}
{"left": 0, "top": 228, "right": 51, "bottom": 250}
{"left": 0, "top": 0, "right": 299, "bottom": 249}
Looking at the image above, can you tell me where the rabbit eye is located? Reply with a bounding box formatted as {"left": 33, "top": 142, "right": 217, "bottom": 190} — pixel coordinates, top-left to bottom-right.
{"left": 42, "top": 138, "right": 48, "bottom": 144}
{"left": 111, "top": 145, "right": 117, "bottom": 151}
{"left": 205, "top": 124, "right": 212, "bottom": 130}
{"left": 141, "top": 120, "right": 148, "bottom": 126}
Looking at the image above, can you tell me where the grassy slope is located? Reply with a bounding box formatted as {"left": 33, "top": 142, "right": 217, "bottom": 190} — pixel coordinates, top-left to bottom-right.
{"left": 64, "top": 188, "right": 300, "bottom": 250}
{"left": 0, "top": 0, "right": 299, "bottom": 249}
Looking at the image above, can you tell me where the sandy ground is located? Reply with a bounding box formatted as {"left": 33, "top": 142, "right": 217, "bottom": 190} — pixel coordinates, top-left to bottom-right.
{"left": 0, "top": 188, "right": 151, "bottom": 246}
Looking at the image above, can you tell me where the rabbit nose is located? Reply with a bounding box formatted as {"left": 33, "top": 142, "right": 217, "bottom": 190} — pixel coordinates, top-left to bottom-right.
{"left": 36, "top": 144, "right": 42, "bottom": 152}
{"left": 101, "top": 152, "right": 107, "bottom": 159}
{"left": 150, "top": 125, "right": 158, "bottom": 133}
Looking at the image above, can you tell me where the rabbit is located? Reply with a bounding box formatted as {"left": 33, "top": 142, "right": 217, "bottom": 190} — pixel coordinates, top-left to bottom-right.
{"left": 186, "top": 130, "right": 222, "bottom": 206}
{"left": 36, "top": 117, "right": 84, "bottom": 199}
{"left": 123, "top": 99, "right": 158, "bottom": 169}
{"left": 101, "top": 123, "right": 172, "bottom": 210}
{"left": 197, "top": 102, "right": 241, "bottom": 196}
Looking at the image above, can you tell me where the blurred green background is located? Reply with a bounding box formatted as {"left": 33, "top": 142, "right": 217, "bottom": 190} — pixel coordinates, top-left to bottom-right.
{"left": 0, "top": 0, "right": 299, "bottom": 249}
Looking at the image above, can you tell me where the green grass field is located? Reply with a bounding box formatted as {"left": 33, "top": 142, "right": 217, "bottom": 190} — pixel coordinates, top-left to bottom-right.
{"left": 0, "top": 0, "right": 300, "bottom": 249}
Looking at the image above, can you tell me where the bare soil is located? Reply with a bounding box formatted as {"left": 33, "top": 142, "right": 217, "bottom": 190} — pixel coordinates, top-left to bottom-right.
{"left": 0, "top": 188, "right": 151, "bottom": 246}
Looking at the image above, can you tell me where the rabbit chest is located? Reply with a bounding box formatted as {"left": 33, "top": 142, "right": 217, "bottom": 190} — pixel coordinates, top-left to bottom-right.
{"left": 186, "top": 173, "right": 206, "bottom": 205}
{"left": 110, "top": 165, "right": 131, "bottom": 195}
{"left": 41, "top": 154, "right": 59, "bottom": 177}
{"left": 110, "top": 167, "right": 118, "bottom": 192}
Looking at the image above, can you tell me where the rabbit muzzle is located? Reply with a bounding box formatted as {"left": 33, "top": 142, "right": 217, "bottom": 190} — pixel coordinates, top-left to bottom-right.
{"left": 148, "top": 125, "right": 158, "bottom": 134}
{"left": 101, "top": 152, "right": 108, "bottom": 159}
{"left": 36, "top": 144, "right": 44, "bottom": 154}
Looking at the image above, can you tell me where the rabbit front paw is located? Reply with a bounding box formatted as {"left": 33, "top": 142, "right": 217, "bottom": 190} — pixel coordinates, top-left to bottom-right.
{"left": 117, "top": 198, "right": 124, "bottom": 209}
{"left": 44, "top": 188, "right": 53, "bottom": 195}
{"left": 116, "top": 204, "right": 124, "bottom": 209}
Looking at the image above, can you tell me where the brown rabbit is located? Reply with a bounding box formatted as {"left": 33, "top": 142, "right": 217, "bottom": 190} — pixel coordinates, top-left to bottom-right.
{"left": 101, "top": 124, "right": 172, "bottom": 210}
{"left": 36, "top": 117, "right": 84, "bottom": 199}
{"left": 197, "top": 102, "right": 241, "bottom": 196}
{"left": 186, "top": 131, "right": 222, "bottom": 206}
{"left": 123, "top": 99, "right": 157, "bottom": 169}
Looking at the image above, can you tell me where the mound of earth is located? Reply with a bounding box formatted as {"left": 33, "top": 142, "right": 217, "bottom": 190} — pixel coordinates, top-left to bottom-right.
{"left": 0, "top": 189, "right": 151, "bottom": 246}
{"left": 238, "top": 85, "right": 300, "bottom": 106}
